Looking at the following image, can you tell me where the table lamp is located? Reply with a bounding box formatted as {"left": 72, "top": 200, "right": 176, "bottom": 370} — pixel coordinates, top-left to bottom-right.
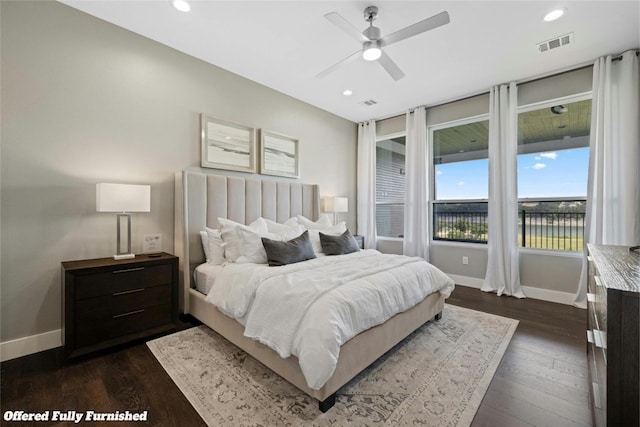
{"left": 96, "top": 183, "right": 151, "bottom": 260}
{"left": 323, "top": 197, "right": 348, "bottom": 225}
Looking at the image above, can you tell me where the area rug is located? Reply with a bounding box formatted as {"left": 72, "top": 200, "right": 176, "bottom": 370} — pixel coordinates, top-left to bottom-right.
{"left": 147, "top": 304, "right": 518, "bottom": 426}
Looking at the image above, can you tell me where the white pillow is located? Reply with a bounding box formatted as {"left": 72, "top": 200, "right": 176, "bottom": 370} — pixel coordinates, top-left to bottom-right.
{"left": 219, "top": 217, "right": 268, "bottom": 262}
{"left": 234, "top": 225, "right": 305, "bottom": 264}
{"left": 306, "top": 222, "right": 347, "bottom": 254}
{"left": 234, "top": 227, "right": 277, "bottom": 264}
{"left": 205, "top": 227, "right": 225, "bottom": 265}
{"left": 283, "top": 217, "right": 299, "bottom": 227}
{"left": 264, "top": 218, "right": 305, "bottom": 235}
{"left": 199, "top": 231, "right": 210, "bottom": 262}
{"left": 296, "top": 214, "right": 332, "bottom": 229}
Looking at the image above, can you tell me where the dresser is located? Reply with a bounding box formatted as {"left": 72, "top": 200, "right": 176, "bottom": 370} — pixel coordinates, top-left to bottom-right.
{"left": 62, "top": 253, "right": 178, "bottom": 359}
{"left": 586, "top": 244, "right": 639, "bottom": 426}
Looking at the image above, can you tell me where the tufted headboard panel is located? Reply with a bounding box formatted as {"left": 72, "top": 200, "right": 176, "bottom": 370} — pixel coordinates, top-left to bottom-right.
{"left": 175, "top": 170, "right": 320, "bottom": 312}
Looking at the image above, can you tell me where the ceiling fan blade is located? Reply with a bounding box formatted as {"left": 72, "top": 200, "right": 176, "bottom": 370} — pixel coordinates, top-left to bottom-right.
{"left": 316, "top": 49, "right": 361, "bottom": 79}
{"left": 380, "top": 11, "right": 450, "bottom": 47}
{"left": 324, "top": 12, "right": 370, "bottom": 43}
{"left": 378, "top": 51, "right": 405, "bottom": 81}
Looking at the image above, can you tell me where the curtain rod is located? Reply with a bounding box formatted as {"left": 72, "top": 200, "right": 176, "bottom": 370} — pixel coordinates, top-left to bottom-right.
{"left": 612, "top": 49, "right": 639, "bottom": 62}
{"left": 370, "top": 48, "right": 638, "bottom": 123}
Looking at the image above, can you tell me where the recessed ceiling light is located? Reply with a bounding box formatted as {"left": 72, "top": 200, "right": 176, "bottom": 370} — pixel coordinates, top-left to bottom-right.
{"left": 550, "top": 105, "right": 568, "bottom": 114}
{"left": 172, "top": 0, "right": 190, "bottom": 12}
{"left": 343, "top": 89, "right": 353, "bottom": 96}
{"left": 544, "top": 9, "right": 564, "bottom": 22}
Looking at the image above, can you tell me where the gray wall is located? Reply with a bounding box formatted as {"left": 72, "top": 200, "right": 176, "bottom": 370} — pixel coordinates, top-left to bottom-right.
{"left": 1, "top": 1, "right": 357, "bottom": 343}
{"left": 375, "top": 67, "right": 593, "bottom": 296}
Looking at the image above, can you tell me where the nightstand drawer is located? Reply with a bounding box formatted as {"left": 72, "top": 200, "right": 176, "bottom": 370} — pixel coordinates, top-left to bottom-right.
{"left": 76, "top": 284, "right": 172, "bottom": 321}
{"left": 76, "top": 303, "right": 172, "bottom": 348}
{"left": 62, "top": 253, "right": 178, "bottom": 359}
{"left": 75, "top": 264, "right": 172, "bottom": 300}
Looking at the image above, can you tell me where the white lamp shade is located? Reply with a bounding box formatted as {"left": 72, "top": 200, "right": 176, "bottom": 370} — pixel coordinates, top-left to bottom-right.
{"left": 96, "top": 183, "right": 151, "bottom": 213}
{"left": 324, "top": 197, "right": 348, "bottom": 213}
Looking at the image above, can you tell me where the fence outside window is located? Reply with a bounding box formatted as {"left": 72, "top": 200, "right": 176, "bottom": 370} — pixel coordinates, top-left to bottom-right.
{"left": 432, "top": 200, "right": 586, "bottom": 251}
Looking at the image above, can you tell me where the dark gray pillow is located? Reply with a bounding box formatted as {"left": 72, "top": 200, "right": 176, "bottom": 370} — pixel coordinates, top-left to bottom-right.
{"left": 261, "top": 230, "right": 316, "bottom": 267}
{"left": 319, "top": 229, "right": 360, "bottom": 255}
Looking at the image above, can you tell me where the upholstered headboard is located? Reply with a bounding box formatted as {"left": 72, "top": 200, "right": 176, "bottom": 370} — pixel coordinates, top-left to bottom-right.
{"left": 174, "top": 170, "right": 320, "bottom": 312}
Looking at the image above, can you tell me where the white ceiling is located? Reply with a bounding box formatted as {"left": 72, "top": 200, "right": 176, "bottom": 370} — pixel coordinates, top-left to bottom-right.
{"left": 60, "top": 1, "right": 639, "bottom": 123}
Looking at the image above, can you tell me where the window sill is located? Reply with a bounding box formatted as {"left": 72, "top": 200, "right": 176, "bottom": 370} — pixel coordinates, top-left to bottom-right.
{"left": 518, "top": 248, "right": 584, "bottom": 258}
{"left": 376, "top": 236, "right": 404, "bottom": 242}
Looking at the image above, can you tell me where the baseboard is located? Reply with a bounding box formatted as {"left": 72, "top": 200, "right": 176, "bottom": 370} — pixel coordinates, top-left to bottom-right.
{"left": 447, "top": 274, "right": 580, "bottom": 307}
{"left": 1, "top": 329, "right": 62, "bottom": 362}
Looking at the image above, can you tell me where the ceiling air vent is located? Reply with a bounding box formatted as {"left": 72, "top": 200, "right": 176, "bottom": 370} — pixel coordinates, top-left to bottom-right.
{"left": 359, "top": 99, "right": 378, "bottom": 107}
{"left": 537, "top": 33, "right": 574, "bottom": 53}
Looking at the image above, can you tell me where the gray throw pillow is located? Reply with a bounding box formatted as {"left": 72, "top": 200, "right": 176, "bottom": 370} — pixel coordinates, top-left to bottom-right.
{"left": 319, "top": 229, "right": 360, "bottom": 255}
{"left": 261, "top": 230, "right": 316, "bottom": 267}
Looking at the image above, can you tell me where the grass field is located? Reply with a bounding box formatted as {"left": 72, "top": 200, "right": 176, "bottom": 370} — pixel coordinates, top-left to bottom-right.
{"left": 519, "top": 234, "right": 583, "bottom": 251}
{"left": 435, "top": 230, "right": 584, "bottom": 251}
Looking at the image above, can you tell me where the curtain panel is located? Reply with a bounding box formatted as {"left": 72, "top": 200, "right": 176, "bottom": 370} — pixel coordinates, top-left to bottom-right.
{"left": 403, "top": 106, "right": 430, "bottom": 260}
{"left": 574, "top": 50, "right": 640, "bottom": 307}
{"left": 357, "top": 120, "right": 378, "bottom": 249}
{"left": 482, "top": 83, "right": 525, "bottom": 298}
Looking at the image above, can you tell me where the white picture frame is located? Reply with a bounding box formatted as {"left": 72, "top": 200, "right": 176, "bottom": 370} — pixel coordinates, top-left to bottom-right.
{"left": 201, "top": 114, "right": 257, "bottom": 173}
{"left": 260, "top": 130, "right": 299, "bottom": 178}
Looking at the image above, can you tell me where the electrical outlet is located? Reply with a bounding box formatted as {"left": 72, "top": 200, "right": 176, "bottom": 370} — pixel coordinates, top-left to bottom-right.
{"left": 143, "top": 234, "right": 162, "bottom": 253}
{"left": 462, "top": 256, "right": 469, "bottom": 265}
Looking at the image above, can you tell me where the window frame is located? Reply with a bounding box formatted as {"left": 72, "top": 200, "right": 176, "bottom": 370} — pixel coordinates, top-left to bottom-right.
{"left": 429, "top": 114, "right": 490, "bottom": 244}
{"left": 515, "top": 91, "right": 591, "bottom": 254}
{"left": 375, "top": 131, "right": 407, "bottom": 241}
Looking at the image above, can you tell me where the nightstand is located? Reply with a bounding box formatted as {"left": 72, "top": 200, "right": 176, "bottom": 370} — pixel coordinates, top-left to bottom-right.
{"left": 354, "top": 235, "right": 365, "bottom": 249}
{"left": 62, "top": 252, "right": 178, "bottom": 359}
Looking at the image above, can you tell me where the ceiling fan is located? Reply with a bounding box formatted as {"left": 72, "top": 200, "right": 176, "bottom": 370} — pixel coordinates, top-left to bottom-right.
{"left": 317, "top": 6, "right": 450, "bottom": 81}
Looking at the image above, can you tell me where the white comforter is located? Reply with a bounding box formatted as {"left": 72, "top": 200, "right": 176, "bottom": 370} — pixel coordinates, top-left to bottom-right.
{"left": 205, "top": 250, "right": 455, "bottom": 389}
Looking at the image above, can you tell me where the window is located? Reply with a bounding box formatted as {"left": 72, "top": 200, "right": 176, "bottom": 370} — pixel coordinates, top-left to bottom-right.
{"left": 517, "top": 96, "right": 590, "bottom": 251}
{"left": 432, "top": 117, "right": 489, "bottom": 242}
{"left": 376, "top": 135, "right": 405, "bottom": 238}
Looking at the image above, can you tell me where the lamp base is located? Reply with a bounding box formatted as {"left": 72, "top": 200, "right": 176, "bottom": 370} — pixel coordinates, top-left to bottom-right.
{"left": 113, "top": 253, "right": 135, "bottom": 260}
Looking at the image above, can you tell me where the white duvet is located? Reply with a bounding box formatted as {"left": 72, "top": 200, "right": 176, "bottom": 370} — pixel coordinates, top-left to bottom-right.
{"left": 205, "top": 249, "right": 455, "bottom": 390}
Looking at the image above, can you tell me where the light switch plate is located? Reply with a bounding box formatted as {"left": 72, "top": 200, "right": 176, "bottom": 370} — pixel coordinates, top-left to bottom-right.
{"left": 143, "top": 234, "right": 162, "bottom": 253}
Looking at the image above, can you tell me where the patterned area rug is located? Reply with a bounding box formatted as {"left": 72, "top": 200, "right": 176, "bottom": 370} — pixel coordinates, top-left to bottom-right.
{"left": 147, "top": 304, "right": 518, "bottom": 426}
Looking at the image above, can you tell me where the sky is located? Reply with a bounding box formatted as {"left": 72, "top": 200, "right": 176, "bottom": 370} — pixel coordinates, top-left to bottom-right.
{"left": 435, "top": 147, "right": 589, "bottom": 200}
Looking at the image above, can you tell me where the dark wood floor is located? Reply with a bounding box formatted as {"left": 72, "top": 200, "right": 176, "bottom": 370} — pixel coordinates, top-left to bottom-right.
{"left": 447, "top": 286, "right": 591, "bottom": 427}
{"left": 1, "top": 285, "right": 590, "bottom": 426}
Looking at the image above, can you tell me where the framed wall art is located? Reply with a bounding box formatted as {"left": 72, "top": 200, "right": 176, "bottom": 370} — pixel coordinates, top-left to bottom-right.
{"left": 260, "top": 130, "right": 299, "bottom": 178}
{"left": 201, "top": 114, "right": 256, "bottom": 173}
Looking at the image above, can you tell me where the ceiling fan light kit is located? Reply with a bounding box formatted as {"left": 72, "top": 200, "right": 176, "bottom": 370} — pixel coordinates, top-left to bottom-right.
{"left": 317, "top": 6, "right": 450, "bottom": 81}
{"left": 362, "top": 41, "right": 382, "bottom": 61}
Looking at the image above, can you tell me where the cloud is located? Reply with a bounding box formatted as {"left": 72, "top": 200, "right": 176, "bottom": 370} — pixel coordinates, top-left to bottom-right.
{"left": 436, "top": 170, "right": 443, "bottom": 175}
{"left": 457, "top": 181, "right": 465, "bottom": 186}
{"left": 534, "top": 156, "right": 541, "bottom": 160}
{"left": 540, "top": 152, "right": 557, "bottom": 160}
{"left": 532, "top": 163, "right": 547, "bottom": 170}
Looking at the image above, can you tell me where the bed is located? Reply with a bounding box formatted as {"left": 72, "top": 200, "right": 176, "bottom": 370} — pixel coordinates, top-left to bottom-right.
{"left": 174, "top": 170, "right": 454, "bottom": 412}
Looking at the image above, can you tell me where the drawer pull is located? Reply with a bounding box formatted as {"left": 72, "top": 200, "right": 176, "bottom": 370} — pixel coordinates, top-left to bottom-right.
{"left": 593, "top": 329, "right": 604, "bottom": 348}
{"left": 594, "top": 275, "right": 603, "bottom": 288}
{"left": 113, "top": 267, "right": 145, "bottom": 274}
{"left": 113, "top": 288, "right": 145, "bottom": 296}
{"left": 113, "top": 309, "right": 145, "bottom": 319}
{"left": 587, "top": 330, "right": 594, "bottom": 343}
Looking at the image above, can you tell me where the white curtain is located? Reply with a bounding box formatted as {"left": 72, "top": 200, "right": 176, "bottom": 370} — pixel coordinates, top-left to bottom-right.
{"left": 574, "top": 50, "right": 640, "bottom": 307}
{"left": 482, "top": 83, "right": 525, "bottom": 298}
{"left": 357, "top": 120, "right": 378, "bottom": 249}
{"left": 403, "top": 106, "right": 430, "bottom": 260}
